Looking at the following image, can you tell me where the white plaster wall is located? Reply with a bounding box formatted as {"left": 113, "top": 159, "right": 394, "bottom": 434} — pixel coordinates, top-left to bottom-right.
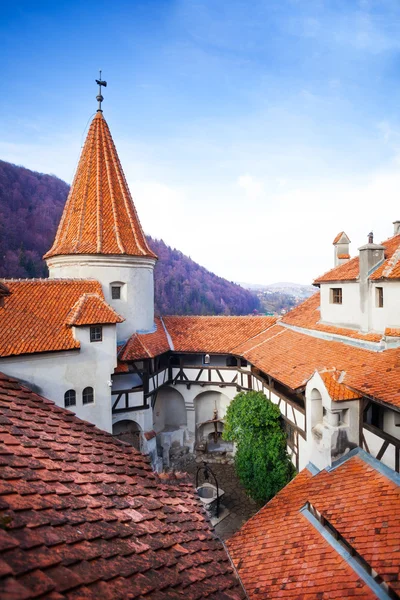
{"left": 370, "top": 282, "right": 400, "bottom": 332}
{"left": 320, "top": 282, "right": 361, "bottom": 328}
{"left": 112, "top": 407, "right": 153, "bottom": 433}
{"left": 0, "top": 324, "right": 117, "bottom": 432}
{"left": 47, "top": 254, "right": 156, "bottom": 341}
{"left": 305, "top": 372, "right": 360, "bottom": 470}
{"left": 153, "top": 387, "right": 187, "bottom": 432}
{"left": 383, "top": 408, "right": 400, "bottom": 439}
{"left": 363, "top": 427, "right": 396, "bottom": 471}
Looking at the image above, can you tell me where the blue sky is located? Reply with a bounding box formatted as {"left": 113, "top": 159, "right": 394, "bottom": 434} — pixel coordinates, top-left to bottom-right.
{"left": 2, "top": 0, "right": 400, "bottom": 284}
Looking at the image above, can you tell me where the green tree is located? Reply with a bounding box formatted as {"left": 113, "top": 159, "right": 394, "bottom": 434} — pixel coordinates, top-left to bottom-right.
{"left": 223, "top": 390, "right": 295, "bottom": 504}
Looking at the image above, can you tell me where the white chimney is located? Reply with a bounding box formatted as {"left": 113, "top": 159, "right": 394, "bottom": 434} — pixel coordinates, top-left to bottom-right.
{"left": 333, "top": 232, "right": 351, "bottom": 267}
{"left": 359, "top": 231, "right": 385, "bottom": 332}
{"left": 393, "top": 220, "right": 400, "bottom": 236}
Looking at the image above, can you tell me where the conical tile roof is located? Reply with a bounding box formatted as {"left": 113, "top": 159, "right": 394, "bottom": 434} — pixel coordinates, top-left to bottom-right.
{"left": 45, "top": 112, "right": 157, "bottom": 260}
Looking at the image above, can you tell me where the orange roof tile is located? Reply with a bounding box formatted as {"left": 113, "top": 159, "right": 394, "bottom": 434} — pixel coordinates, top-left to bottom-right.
{"left": 337, "top": 253, "right": 350, "bottom": 259}
{"left": 281, "top": 292, "right": 382, "bottom": 342}
{"left": 320, "top": 370, "right": 362, "bottom": 401}
{"left": 227, "top": 450, "right": 400, "bottom": 599}
{"left": 240, "top": 324, "right": 400, "bottom": 407}
{"left": 315, "top": 234, "right": 400, "bottom": 283}
{"left": 66, "top": 293, "right": 124, "bottom": 326}
{"left": 0, "top": 279, "right": 118, "bottom": 357}
{"left": 44, "top": 112, "right": 157, "bottom": 260}
{"left": 0, "top": 372, "right": 244, "bottom": 599}
{"left": 163, "top": 315, "right": 277, "bottom": 354}
{"left": 119, "top": 317, "right": 170, "bottom": 361}
{"left": 385, "top": 328, "right": 400, "bottom": 338}
{"left": 314, "top": 255, "right": 360, "bottom": 283}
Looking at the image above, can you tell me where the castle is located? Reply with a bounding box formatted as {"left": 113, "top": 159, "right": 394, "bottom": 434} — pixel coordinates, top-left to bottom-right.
{"left": 0, "top": 90, "right": 399, "bottom": 599}
{"left": 0, "top": 96, "right": 400, "bottom": 478}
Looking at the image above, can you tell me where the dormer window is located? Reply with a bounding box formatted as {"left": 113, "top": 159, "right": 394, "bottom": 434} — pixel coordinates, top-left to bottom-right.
{"left": 330, "top": 288, "right": 342, "bottom": 305}
{"left": 376, "top": 287, "right": 383, "bottom": 308}
{"left": 111, "top": 286, "right": 121, "bottom": 300}
{"left": 90, "top": 326, "right": 102, "bottom": 342}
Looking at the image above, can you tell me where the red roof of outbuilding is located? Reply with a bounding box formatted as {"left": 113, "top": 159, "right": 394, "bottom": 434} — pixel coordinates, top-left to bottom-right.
{"left": 0, "top": 279, "right": 121, "bottom": 358}
{"left": 315, "top": 234, "right": 400, "bottom": 283}
{"left": 44, "top": 112, "right": 156, "bottom": 261}
{"left": 119, "top": 317, "right": 171, "bottom": 361}
{"left": 0, "top": 372, "right": 244, "bottom": 600}
{"left": 66, "top": 293, "right": 124, "bottom": 326}
{"left": 163, "top": 316, "right": 277, "bottom": 354}
{"left": 227, "top": 450, "right": 400, "bottom": 599}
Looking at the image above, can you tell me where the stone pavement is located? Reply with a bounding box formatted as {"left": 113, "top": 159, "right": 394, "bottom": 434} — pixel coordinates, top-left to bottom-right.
{"left": 170, "top": 454, "right": 259, "bottom": 540}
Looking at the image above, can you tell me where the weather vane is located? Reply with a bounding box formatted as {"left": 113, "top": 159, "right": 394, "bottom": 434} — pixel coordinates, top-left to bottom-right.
{"left": 95, "top": 70, "right": 107, "bottom": 112}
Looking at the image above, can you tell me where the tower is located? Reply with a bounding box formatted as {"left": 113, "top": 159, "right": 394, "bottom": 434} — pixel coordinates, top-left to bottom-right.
{"left": 44, "top": 79, "right": 157, "bottom": 341}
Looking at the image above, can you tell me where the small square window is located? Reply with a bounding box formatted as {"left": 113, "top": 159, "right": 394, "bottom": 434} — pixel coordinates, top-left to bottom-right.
{"left": 330, "top": 288, "right": 342, "bottom": 304}
{"left": 111, "top": 286, "right": 121, "bottom": 300}
{"left": 90, "top": 326, "right": 102, "bottom": 342}
{"left": 376, "top": 287, "right": 383, "bottom": 308}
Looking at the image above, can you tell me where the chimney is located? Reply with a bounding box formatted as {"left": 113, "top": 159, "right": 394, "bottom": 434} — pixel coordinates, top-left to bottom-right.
{"left": 358, "top": 232, "right": 385, "bottom": 331}
{"left": 393, "top": 220, "right": 400, "bottom": 236}
{"left": 333, "top": 232, "right": 351, "bottom": 267}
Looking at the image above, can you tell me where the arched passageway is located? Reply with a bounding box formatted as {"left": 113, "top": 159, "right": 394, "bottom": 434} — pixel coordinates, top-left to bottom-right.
{"left": 153, "top": 387, "right": 187, "bottom": 432}
{"left": 113, "top": 419, "right": 142, "bottom": 451}
{"left": 194, "top": 390, "right": 232, "bottom": 451}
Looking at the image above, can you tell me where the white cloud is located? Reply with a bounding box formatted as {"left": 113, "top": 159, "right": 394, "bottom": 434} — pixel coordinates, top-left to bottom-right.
{"left": 237, "top": 174, "right": 264, "bottom": 198}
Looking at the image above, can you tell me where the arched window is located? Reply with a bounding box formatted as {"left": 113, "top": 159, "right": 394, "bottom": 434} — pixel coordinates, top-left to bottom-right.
{"left": 64, "top": 389, "right": 76, "bottom": 407}
{"left": 82, "top": 387, "right": 94, "bottom": 405}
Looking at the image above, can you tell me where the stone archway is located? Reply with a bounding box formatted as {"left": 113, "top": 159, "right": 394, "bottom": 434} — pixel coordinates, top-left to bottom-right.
{"left": 113, "top": 419, "right": 142, "bottom": 451}
{"left": 194, "top": 390, "right": 232, "bottom": 450}
{"left": 153, "top": 387, "right": 187, "bottom": 433}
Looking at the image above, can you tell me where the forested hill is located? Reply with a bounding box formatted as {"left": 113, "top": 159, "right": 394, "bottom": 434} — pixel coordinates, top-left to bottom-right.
{"left": 0, "top": 160, "right": 259, "bottom": 315}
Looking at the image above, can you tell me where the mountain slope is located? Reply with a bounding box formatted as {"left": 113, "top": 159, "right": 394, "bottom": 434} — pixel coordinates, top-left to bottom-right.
{"left": 0, "top": 160, "right": 259, "bottom": 315}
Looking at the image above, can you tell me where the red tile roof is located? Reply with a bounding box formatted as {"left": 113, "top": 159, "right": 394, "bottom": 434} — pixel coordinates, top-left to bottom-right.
{"left": 163, "top": 316, "right": 277, "bottom": 354}
{"left": 0, "top": 372, "right": 244, "bottom": 600}
{"left": 66, "top": 293, "right": 124, "bottom": 326}
{"left": 281, "top": 292, "right": 382, "bottom": 342}
{"left": 119, "top": 317, "right": 171, "bottom": 361}
{"left": 239, "top": 324, "right": 400, "bottom": 408}
{"left": 227, "top": 450, "right": 400, "bottom": 599}
{"left": 44, "top": 112, "right": 157, "bottom": 261}
{"left": 0, "top": 280, "right": 119, "bottom": 358}
{"left": 320, "top": 371, "right": 362, "bottom": 401}
{"left": 315, "top": 234, "right": 400, "bottom": 283}
{"left": 385, "top": 328, "right": 400, "bottom": 338}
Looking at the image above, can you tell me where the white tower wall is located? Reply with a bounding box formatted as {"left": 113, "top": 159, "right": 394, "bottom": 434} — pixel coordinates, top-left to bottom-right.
{"left": 47, "top": 254, "right": 156, "bottom": 342}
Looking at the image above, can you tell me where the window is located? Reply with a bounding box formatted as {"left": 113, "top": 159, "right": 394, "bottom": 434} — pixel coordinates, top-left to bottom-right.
{"left": 376, "top": 287, "right": 383, "bottom": 308}
{"left": 111, "top": 286, "right": 121, "bottom": 300}
{"left": 82, "top": 387, "right": 94, "bottom": 405}
{"left": 330, "top": 288, "right": 342, "bottom": 304}
{"left": 90, "top": 326, "right": 102, "bottom": 342}
{"left": 64, "top": 389, "right": 76, "bottom": 407}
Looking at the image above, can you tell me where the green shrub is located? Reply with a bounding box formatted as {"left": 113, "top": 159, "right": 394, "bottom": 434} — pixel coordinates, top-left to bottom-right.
{"left": 223, "top": 390, "right": 295, "bottom": 504}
